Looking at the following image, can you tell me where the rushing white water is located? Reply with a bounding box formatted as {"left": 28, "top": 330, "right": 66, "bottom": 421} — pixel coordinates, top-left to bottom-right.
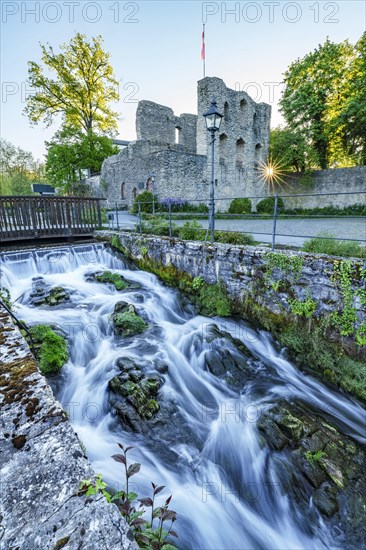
{"left": 1, "top": 243, "right": 365, "bottom": 550}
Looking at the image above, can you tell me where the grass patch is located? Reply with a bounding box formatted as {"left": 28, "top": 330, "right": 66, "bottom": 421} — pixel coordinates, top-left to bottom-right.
{"left": 303, "top": 232, "right": 366, "bottom": 258}
{"left": 29, "top": 324, "right": 68, "bottom": 375}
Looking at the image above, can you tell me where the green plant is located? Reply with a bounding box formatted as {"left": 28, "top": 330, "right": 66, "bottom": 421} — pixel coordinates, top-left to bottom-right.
{"left": 132, "top": 191, "right": 158, "bottom": 214}
{"left": 29, "top": 324, "right": 68, "bottom": 375}
{"left": 140, "top": 247, "right": 148, "bottom": 257}
{"left": 0, "top": 287, "right": 12, "bottom": 310}
{"left": 215, "top": 231, "right": 254, "bottom": 246}
{"left": 228, "top": 198, "right": 252, "bottom": 214}
{"left": 79, "top": 474, "right": 112, "bottom": 503}
{"left": 197, "top": 280, "right": 232, "bottom": 317}
{"left": 302, "top": 232, "right": 366, "bottom": 258}
{"left": 289, "top": 297, "right": 317, "bottom": 318}
{"left": 111, "top": 443, "right": 178, "bottom": 549}
{"left": 256, "top": 196, "right": 284, "bottom": 214}
{"left": 265, "top": 252, "right": 303, "bottom": 283}
{"left": 331, "top": 260, "right": 357, "bottom": 337}
{"left": 305, "top": 450, "right": 326, "bottom": 463}
{"left": 178, "top": 220, "right": 206, "bottom": 241}
{"left": 192, "top": 276, "right": 204, "bottom": 291}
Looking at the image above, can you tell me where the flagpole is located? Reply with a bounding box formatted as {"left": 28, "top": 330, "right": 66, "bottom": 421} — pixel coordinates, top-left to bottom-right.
{"left": 202, "top": 24, "right": 206, "bottom": 78}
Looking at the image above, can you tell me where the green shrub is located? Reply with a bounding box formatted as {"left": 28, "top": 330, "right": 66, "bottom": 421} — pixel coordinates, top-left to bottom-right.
{"left": 256, "top": 196, "right": 284, "bottom": 213}
{"left": 228, "top": 198, "right": 252, "bottom": 214}
{"left": 141, "top": 218, "right": 177, "bottom": 237}
{"left": 0, "top": 287, "right": 12, "bottom": 310}
{"left": 302, "top": 232, "right": 366, "bottom": 258}
{"left": 29, "top": 324, "right": 68, "bottom": 375}
{"left": 178, "top": 220, "right": 206, "bottom": 240}
{"left": 131, "top": 191, "right": 158, "bottom": 214}
{"left": 215, "top": 231, "right": 254, "bottom": 245}
{"left": 284, "top": 204, "right": 366, "bottom": 217}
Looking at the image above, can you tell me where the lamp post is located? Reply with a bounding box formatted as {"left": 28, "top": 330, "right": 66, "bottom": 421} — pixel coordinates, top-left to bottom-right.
{"left": 203, "top": 99, "right": 223, "bottom": 243}
{"left": 149, "top": 172, "right": 156, "bottom": 215}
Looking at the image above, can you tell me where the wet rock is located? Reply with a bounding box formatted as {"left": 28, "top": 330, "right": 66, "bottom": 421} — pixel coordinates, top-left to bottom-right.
{"left": 87, "top": 270, "right": 141, "bottom": 291}
{"left": 111, "top": 302, "right": 148, "bottom": 337}
{"left": 313, "top": 484, "right": 339, "bottom": 517}
{"left": 257, "top": 415, "right": 289, "bottom": 451}
{"left": 29, "top": 278, "right": 71, "bottom": 307}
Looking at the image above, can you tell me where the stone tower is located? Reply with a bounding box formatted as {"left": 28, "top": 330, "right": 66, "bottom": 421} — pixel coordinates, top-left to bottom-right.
{"left": 197, "top": 77, "right": 271, "bottom": 204}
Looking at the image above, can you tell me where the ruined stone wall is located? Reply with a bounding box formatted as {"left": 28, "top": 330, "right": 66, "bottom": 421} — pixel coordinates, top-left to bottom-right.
{"left": 281, "top": 166, "right": 366, "bottom": 209}
{"left": 0, "top": 306, "right": 137, "bottom": 550}
{"left": 197, "top": 77, "right": 271, "bottom": 203}
{"left": 102, "top": 146, "right": 207, "bottom": 207}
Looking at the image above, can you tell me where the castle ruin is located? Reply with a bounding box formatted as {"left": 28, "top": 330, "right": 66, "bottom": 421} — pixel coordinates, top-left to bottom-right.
{"left": 100, "top": 77, "right": 271, "bottom": 209}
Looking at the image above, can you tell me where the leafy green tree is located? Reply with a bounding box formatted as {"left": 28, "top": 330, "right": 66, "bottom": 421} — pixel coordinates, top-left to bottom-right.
{"left": 45, "top": 128, "right": 118, "bottom": 193}
{"left": 0, "top": 138, "right": 45, "bottom": 195}
{"left": 333, "top": 33, "right": 366, "bottom": 165}
{"left": 270, "top": 127, "right": 318, "bottom": 172}
{"left": 280, "top": 38, "right": 355, "bottom": 169}
{"left": 25, "top": 33, "right": 119, "bottom": 136}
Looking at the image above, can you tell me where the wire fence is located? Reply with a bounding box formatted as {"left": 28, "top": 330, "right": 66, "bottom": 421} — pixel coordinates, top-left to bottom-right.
{"left": 106, "top": 190, "right": 366, "bottom": 253}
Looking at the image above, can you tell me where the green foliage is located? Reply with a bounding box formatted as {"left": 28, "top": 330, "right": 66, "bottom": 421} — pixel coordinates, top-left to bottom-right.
{"left": 79, "top": 474, "right": 112, "bottom": 503}
{"left": 95, "top": 271, "right": 128, "bottom": 290}
{"left": 112, "top": 311, "right": 148, "bottom": 337}
{"left": 0, "top": 138, "right": 45, "bottom": 195}
{"left": 196, "top": 281, "right": 232, "bottom": 317}
{"left": 141, "top": 218, "right": 177, "bottom": 237}
{"left": 178, "top": 220, "right": 206, "bottom": 240}
{"left": 265, "top": 252, "right": 303, "bottom": 281}
{"left": 270, "top": 126, "right": 317, "bottom": 172}
{"left": 192, "top": 276, "right": 204, "bottom": 291}
{"left": 110, "top": 443, "right": 178, "bottom": 549}
{"left": 305, "top": 450, "right": 327, "bottom": 463}
{"left": 280, "top": 35, "right": 364, "bottom": 167}
{"left": 331, "top": 261, "right": 357, "bottom": 337}
{"left": 215, "top": 231, "right": 254, "bottom": 246}
{"left": 45, "top": 128, "right": 118, "bottom": 192}
{"left": 25, "top": 33, "right": 119, "bottom": 135}
{"left": 0, "top": 287, "right": 12, "bottom": 310}
{"left": 302, "top": 232, "right": 366, "bottom": 258}
{"left": 289, "top": 297, "right": 317, "bottom": 318}
{"left": 132, "top": 191, "right": 159, "bottom": 214}
{"left": 140, "top": 247, "right": 148, "bottom": 257}
{"left": 284, "top": 204, "right": 366, "bottom": 217}
{"left": 228, "top": 198, "right": 252, "bottom": 214}
{"left": 256, "top": 197, "right": 285, "bottom": 214}
{"left": 29, "top": 324, "right": 68, "bottom": 375}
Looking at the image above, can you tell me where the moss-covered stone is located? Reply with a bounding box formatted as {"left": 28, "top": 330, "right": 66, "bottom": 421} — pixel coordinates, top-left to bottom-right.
{"left": 111, "top": 302, "right": 148, "bottom": 336}
{"left": 93, "top": 270, "right": 141, "bottom": 291}
{"left": 30, "top": 280, "right": 71, "bottom": 307}
{"left": 28, "top": 324, "right": 69, "bottom": 375}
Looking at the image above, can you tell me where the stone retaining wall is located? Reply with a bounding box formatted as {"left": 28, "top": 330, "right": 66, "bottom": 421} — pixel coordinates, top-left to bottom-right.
{"left": 0, "top": 307, "right": 137, "bottom": 550}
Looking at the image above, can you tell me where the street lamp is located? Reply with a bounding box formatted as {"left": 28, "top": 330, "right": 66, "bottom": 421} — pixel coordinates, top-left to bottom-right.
{"left": 203, "top": 98, "right": 223, "bottom": 243}
{"left": 149, "top": 172, "right": 156, "bottom": 215}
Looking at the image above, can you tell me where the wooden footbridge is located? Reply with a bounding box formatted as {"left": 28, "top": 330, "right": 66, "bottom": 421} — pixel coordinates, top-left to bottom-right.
{"left": 0, "top": 196, "right": 102, "bottom": 243}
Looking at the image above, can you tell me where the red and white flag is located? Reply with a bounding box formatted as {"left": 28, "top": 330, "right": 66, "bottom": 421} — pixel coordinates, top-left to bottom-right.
{"left": 201, "top": 26, "right": 206, "bottom": 61}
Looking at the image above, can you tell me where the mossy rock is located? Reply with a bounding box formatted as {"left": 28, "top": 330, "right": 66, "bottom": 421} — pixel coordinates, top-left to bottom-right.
{"left": 30, "top": 280, "right": 71, "bottom": 307}
{"left": 28, "top": 324, "right": 68, "bottom": 375}
{"left": 93, "top": 270, "right": 141, "bottom": 291}
{"left": 111, "top": 302, "right": 148, "bottom": 336}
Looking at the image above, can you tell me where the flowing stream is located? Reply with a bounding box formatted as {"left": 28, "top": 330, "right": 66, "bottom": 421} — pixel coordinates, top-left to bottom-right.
{"left": 1, "top": 243, "right": 365, "bottom": 550}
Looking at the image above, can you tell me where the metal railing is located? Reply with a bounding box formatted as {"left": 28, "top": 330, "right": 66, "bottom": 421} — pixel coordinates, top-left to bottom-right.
{"left": 128, "top": 190, "right": 366, "bottom": 251}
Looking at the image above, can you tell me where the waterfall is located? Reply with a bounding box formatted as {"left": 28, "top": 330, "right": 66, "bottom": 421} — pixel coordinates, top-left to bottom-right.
{"left": 1, "top": 243, "right": 365, "bottom": 550}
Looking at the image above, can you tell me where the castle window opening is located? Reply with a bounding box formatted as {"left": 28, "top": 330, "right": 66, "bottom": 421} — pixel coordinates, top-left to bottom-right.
{"left": 236, "top": 138, "right": 245, "bottom": 167}
{"left": 121, "top": 182, "right": 125, "bottom": 200}
{"left": 255, "top": 143, "right": 262, "bottom": 163}
{"left": 132, "top": 187, "right": 137, "bottom": 200}
{"left": 224, "top": 102, "right": 229, "bottom": 122}
{"left": 175, "top": 127, "right": 182, "bottom": 144}
{"left": 240, "top": 99, "right": 247, "bottom": 115}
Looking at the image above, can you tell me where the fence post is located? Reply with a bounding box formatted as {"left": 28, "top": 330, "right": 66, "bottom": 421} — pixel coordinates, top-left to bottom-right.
{"left": 115, "top": 202, "right": 119, "bottom": 230}
{"left": 97, "top": 200, "right": 102, "bottom": 228}
{"left": 138, "top": 201, "right": 142, "bottom": 234}
{"left": 272, "top": 193, "right": 279, "bottom": 252}
{"left": 168, "top": 201, "right": 172, "bottom": 238}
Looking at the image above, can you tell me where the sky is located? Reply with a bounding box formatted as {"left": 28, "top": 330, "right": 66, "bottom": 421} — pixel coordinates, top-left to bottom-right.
{"left": 1, "top": 0, "right": 365, "bottom": 162}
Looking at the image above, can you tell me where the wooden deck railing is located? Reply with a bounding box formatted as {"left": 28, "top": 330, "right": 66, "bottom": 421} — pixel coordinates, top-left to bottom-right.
{"left": 0, "top": 196, "right": 102, "bottom": 242}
